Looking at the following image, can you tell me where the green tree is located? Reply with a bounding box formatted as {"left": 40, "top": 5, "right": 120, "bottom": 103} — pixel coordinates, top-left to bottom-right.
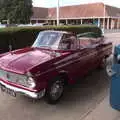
{"left": 0, "top": 0, "right": 33, "bottom": 24}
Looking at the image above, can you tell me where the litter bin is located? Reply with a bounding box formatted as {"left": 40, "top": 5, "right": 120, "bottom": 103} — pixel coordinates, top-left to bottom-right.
{"left": 110, "top": 64, "right": 120, "bottom": 110}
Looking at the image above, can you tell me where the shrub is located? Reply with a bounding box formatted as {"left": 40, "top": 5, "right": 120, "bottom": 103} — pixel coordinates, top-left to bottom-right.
{"left": 0, "top": 25, "right": 102, "bottom": 53}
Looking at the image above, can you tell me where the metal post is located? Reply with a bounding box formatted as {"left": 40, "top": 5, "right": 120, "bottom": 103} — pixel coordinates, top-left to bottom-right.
{"left": 107, "top": 18, "right": 110, "bottom": 29}
{"left": 103, "top": 3, "right": 106, "bottom": 33}
{"left": 81, "top": 19, "right": 83, "bottom": 24}
{"left": 117, "top": 19, "right": 119, "bottom": 29}
{"left": 118, "top": 19, "right": 120, "bottom": 29}
{"left": 30, "top": 20, "right": 32, "bottom": 24}
{"left": 66, "top": 19, "right": 68, "bottom": 25}
{"left": 111, "top": 18, "right": 113, "bottom": 29}
{"left": 57, "top": 0, "right": 59, "bottom": 26}
{"left": 7, "top": 19, "right": 10, "bottom": 25}
{"left": 98, "top": 18, "right": 100, "bottom": 27}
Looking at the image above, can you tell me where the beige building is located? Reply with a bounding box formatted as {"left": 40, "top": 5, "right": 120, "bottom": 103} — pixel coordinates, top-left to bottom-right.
{"left": 31, "top": 2, "right": 120, "bottom": 29}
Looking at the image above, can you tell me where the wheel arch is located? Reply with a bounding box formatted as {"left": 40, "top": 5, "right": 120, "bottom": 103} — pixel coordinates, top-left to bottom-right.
{"left": 58, "top": 70, "right": 69, "bottom": 85}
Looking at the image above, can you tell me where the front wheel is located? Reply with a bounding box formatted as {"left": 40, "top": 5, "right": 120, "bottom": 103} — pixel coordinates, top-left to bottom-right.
{"left": 45, "top": 77, "right": 65, "bottom": 104}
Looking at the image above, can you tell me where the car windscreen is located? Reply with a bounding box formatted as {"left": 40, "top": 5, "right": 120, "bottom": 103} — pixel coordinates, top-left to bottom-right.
{"left": 32, "top": 31, "right": 62, "bottom": 49}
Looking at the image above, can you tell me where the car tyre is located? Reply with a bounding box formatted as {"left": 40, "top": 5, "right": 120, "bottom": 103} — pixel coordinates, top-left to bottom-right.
{"left": 45, "top": 76, "right": 65, "bottom": 104}
{"left": 99, "top": 57, "right": 107, "bottom": 69}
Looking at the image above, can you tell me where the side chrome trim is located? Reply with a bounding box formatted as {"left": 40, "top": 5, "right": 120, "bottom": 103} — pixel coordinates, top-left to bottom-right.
{"left": 0, "top": 80, "right": 45, "bottom": 99}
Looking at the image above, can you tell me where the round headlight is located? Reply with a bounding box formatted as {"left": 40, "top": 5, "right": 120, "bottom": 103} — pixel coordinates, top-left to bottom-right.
{"left": 27, "top": 77, "right": 36, "bottom": 88}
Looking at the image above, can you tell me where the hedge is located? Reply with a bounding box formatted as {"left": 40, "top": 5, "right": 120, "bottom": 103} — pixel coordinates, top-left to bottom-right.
{"left": 0, "top": 25, "right": 102, "bottom": 53}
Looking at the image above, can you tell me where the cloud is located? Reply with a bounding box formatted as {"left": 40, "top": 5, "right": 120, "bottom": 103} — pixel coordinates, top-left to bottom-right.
{"left": 32, "top": 0, "right": 45, "bottom": 7}
{"left": 32, "top": 0, "right": 58, "bottom": 7}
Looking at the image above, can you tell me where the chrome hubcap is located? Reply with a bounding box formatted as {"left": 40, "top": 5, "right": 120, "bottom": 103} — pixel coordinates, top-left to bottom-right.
{"left": 106, "top": 55, "right": 114, "bottom": 77}
{"left": 106, "top": 60, "right": 113, "bottom": 77}
{"left": 106, "top": 65, "right": 112, "bottom": 76}
{"left": 50, "top": 81, "right": 64, "bottom": 100}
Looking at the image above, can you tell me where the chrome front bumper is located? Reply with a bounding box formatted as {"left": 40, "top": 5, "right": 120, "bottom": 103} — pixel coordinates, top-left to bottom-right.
{"left": 0, "top": 80, "right": 45, "bottom": 99}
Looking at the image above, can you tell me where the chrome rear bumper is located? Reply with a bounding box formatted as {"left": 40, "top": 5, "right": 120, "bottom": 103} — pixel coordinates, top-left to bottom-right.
{"left": 0, "top": 80, "right": 45, "bottom": 99}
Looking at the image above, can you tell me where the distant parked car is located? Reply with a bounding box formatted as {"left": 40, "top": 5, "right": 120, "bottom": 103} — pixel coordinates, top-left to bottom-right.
{"left": 17, "top": 24, "right": 33, "bottom": 27}
{"left": 32, "top": 23, "right": 44, "bottom": 26}
{"left": 0, "top": 30, "right": 112, "bottom": 104}
{"left": 18, "top": 23, "right": 49, "bottom": 27}
{"left": 6, "top": 24, "right": 18, "bottom": 27}
{"left": 33, "top": 23, "right": 49, "bottom": 26}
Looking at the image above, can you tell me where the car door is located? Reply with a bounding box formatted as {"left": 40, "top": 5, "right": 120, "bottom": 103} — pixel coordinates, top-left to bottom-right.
{"left": 74, "top": 37, "right": 98, "bottom": 76}
{"left": 95, "top": 43, "right": 106, "bottom": 65}
{"left": 76, "top": 48, "right": 95, "bottom": 76}
{"left": 57, "top": 34, "right": 81, "bottom": 79}
{"left": 64, "top": 37, "right": 92, "bottom": 77}
{"left": 87, "top": 44, "right": 99, "bottom": 69}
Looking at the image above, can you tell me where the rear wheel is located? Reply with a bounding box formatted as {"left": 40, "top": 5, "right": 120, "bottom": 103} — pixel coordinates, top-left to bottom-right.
{"left": 105, "top": 55, "right": 113, "bottom": 76}
{"left": 45, "top": 76, "right": 65, "bottom": 104}
{"left": 99, "top": 57, "right": 107, "bottom": 69}
{"left": 106, "top": 64, "right": 113, "bottom": 77}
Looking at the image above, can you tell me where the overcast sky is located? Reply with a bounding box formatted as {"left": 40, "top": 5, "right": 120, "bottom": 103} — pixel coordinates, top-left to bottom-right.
{"left": 32, "top": 0, "right": 120, "bottom": 8}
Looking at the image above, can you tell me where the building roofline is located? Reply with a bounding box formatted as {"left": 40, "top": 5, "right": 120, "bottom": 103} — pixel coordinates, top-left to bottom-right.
{"left": 48, "top": 2, "right": 104, "bottom": 9}
{"left": 33, "top": 2, "right": 120, "bottom": 9}
{"left": 32, "top": 2, "right": 120, "bottom": 20}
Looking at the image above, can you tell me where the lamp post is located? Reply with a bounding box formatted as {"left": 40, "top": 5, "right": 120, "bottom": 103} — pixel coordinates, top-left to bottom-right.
{"left": 103, "top": 3, "right": 106, "bottom": 34}
{"left": 57, "top": 0, "right": 60, "bottom": 26}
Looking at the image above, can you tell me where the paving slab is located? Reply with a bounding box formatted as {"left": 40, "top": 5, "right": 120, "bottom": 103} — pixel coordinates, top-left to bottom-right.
{"left": 83, "top": 96, "right": 120, "bottom": 120}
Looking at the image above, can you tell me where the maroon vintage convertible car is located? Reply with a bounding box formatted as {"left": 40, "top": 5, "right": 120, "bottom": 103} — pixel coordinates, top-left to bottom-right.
{"left": 0, "top": 30, "right": 112, "bottom": 104}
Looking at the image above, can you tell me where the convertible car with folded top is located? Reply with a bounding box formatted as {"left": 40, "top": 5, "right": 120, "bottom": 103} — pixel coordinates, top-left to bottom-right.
{"left": 0, "top": 30, "right": 112, "bottom": 104}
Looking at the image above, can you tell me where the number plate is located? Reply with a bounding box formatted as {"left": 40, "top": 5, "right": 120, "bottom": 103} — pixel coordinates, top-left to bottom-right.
{"left": 0, "top": 84, "right": 16, "bottom": 97}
